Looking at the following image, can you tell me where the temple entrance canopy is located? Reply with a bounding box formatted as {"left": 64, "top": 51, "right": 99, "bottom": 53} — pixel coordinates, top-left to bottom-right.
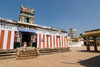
{"left": 18, "top": 27, "right": 36, "bottom": 47}
{"left": 83, "top": 29, "right": 100, "bottom": 51}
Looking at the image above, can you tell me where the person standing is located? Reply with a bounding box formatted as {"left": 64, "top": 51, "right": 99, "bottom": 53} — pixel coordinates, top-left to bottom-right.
{"left": 22, "top": 41, "right": 27, "bottom": 52}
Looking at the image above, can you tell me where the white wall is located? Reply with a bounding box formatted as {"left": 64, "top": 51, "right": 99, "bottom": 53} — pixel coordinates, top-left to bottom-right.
{"left": 0, "top": 22, "right": 18, "bottom": 49}
{"left": 36, "top": 28, "right": 68, "bottom": 48}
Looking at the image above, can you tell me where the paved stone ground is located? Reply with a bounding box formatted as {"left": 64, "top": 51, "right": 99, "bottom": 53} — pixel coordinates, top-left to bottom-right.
{"left": 0, "top": 46, "right": 100, "bottom": 67}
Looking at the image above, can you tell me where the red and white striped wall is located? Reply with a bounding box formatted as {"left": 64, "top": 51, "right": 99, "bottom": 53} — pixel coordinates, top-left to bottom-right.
{"left": 37, "top": 33, "right": 68, "bottom": 48}
{"left": 0, "top": 29, "right": 15, "bottom": 49}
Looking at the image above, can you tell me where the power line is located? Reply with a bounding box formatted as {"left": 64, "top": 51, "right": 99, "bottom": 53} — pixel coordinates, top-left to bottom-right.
{"left": 49, "top": 0, "right": 71, "bottom": 22}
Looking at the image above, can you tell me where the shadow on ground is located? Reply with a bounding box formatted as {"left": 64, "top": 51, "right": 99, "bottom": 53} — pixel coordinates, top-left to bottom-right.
{"left": 78, "top": 55, "right": 100, "bottom": 67}
{"left": 77, "top": 50, "right": 100, "bottom": 53}
{"left": 61, "top": 62, "right": 78, "bottom": 65}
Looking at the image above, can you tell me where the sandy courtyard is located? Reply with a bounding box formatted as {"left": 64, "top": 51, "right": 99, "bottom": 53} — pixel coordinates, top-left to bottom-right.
{"left": 0, "top": 46, "right": 100, "bottom": 67}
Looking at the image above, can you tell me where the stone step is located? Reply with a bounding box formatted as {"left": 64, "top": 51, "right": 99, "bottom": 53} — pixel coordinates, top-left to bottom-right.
{"left": 19, "top": 50, "right": 35, "bottom": 53}
{"left": 18, "top": 56, "right": 37, "bottom": 60}
{"left": 19, "top": 51, "right": 36, "bottom": 54}
{"left": 0, "top": 55, "right": 16, "bottom": 60}
{"left": 0, "top": 53, "right": 16, "bottom": 56}
{"left": 0, "top": 49, "right": 16, "bottom": 60}
{"left": 39, "top": 48, "right": 70, "bottom": 55}
{"left": 0, "top": 49, "right": 16, "bottom": 53}
{"left": 18, "top": 54, "right": 36, "bottom": 57}
{"left": 17, "top": 49, "right": 38, "bottom": 60}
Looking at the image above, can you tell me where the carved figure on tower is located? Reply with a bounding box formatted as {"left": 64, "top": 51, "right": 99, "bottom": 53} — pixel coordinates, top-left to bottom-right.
{"left": 19, "top": 5, "right": 35, "bottom": 24}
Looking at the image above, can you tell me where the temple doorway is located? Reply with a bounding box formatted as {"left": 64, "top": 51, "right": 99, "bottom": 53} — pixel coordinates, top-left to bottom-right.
{"left": 22, "top": 32, "right": 31, "bottom": 47}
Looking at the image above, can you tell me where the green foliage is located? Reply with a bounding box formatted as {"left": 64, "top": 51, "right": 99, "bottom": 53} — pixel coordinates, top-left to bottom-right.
{"left": 80, "top": 33, "right": 86, "bottom": 40}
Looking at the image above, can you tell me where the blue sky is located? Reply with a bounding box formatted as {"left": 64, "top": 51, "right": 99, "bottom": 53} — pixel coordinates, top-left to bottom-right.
{"left": 0, "top": 0, "right": 100, "bottom": 34}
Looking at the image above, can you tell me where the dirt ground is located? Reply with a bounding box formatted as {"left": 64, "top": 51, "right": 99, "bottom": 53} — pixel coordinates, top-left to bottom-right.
{"left": 0, "top": 46, "right": 100, "bottom": 67}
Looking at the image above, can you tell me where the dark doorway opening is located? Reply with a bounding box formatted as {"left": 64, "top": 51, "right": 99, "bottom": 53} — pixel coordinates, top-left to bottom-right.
{"left": 26, "top": 17, "right": 29, "bottom": 23}
{"left": 22, "top": 32, "right": 31, "bottom": 46}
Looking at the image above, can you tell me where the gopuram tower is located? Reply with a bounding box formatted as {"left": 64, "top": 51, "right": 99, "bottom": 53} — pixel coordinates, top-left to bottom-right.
{"left": 19, "top": 5, "right": 35, "bottom": 24}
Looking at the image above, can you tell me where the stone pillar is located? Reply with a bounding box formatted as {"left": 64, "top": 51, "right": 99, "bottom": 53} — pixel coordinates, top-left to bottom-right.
{"left": 93, "top": 37, "right": 98, "bottom": 51}
{"left": 86, "top": 36, "right": 90, "bottom": 51}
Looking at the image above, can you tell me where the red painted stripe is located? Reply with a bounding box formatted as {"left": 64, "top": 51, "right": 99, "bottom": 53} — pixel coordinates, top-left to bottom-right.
{"left": 56, "top": 36, "right": 58, "bottom": 47}
{"left": 53, "top": 35, "right": 55, "bottom": 47}
{"left": 59, "top": 36, "right": 61, "bottom": 47}
{"left": 39, "top": 34, "right": 41, "bottom": 48}
{"left": 7, "top": 31, "right": 12, "bottom": 49}
{"left": 43, "top": 34, "right": 45, "bottom": 48}
{"left": 0, "top": 30, "right": 5, "bottom": 49}
{"left": 62, "top": 36, "right": 63, "bottom": 47}
{"left": 50, "top": 35, "right": 52, "bottom": 48}
{"left": 47, "top": 36, "right": 49, "bottom": 48}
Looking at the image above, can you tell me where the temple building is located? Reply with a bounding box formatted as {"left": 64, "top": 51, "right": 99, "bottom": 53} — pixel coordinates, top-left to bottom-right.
{"left": 68, "top": 28, "right": 79, "bottom": 39}
{"left": 67, "top": 28, "right": 84, "bottom": 47}
{"left": 0, "top": 5, "right": 68, "bottom": 50}
{"left": 68, "top": 28, "right": 80, "bottom": 42}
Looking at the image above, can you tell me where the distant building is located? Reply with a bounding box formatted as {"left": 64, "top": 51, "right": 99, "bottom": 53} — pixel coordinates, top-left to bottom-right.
{"left": 67, "top": 28, "right": 84, "bottom": 47}
{"left": 68, "top": 28, "right": 79, "bottom": 39}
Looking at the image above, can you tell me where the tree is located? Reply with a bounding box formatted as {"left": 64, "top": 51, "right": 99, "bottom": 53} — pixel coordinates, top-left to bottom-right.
{"left": 80, "top": 33, "right": 86, "bottom": 40}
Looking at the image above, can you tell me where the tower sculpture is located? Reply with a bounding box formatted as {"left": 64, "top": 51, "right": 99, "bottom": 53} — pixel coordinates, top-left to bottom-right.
{"left": 68, "top": 28, "right": 79, "bottom": 39}
{"left": 19, "top": 5, "right": 35, "bottom": 24}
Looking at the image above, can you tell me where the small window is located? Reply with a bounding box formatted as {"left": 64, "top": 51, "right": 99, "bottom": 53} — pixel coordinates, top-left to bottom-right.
{"left": 41, "top": 38, "right": 44, "bottom": 42}
{"left": 26, "top": 17, "right": 29, "bottom": 23}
